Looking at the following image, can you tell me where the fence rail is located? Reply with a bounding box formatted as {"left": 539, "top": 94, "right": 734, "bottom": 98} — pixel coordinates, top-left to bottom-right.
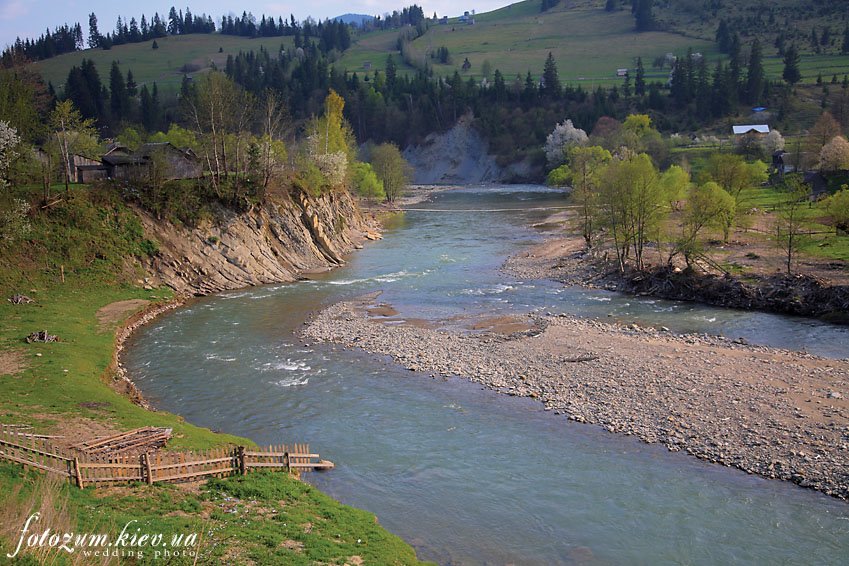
{"left": 0, "top": 425, "right": 332, "bottom": 488}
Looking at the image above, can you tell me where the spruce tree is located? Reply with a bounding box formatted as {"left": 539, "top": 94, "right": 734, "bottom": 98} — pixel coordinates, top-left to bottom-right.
{"left": 843, "top": 25, "right": 849, "bottom": 54}
{"left": 88, "top": 13, "right": 100, "bottom": 48}
{"left": 634, "top": 0, "right": 653, "bottom": 32}
{"left": 635, "top": 57, "right": 646, "bottom": 96}
{"left": 541, "top": 52, "right": 561, "bottom": 99}
{"left": 782, "top": 44, "right": 801, "bottom": 85}
{"left": 745, "top": 38, "right": 764, "bottom": 104}
{"left": 109, "top": 61, "right": 128, "bottom": 121}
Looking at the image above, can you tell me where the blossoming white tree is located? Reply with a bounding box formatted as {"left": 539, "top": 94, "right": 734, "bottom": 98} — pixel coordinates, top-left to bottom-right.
{"left": 544, "top": 119, "right": 588, "bottom": 167}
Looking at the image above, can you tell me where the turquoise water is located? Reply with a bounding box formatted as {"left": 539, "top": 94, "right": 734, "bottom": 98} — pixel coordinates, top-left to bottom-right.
{"left": 125, "top": 186, "right": 849, "bottom": 565}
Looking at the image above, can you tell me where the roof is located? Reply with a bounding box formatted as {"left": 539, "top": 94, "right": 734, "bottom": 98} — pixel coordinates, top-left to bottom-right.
{"left": 733, "top": 125, "right": 770, "bottom": 135}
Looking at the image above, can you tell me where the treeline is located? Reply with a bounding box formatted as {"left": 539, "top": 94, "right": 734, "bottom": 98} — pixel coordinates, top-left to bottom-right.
{"left": 1, "top": 24, "right": 83, "bottom": 66}
{"left": 218, "top": 11, "right": 351, "bottom": 54}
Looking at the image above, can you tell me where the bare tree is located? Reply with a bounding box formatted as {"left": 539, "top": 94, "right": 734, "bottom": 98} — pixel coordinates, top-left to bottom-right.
{"left": 774, "top": 175, "right": 810, "bottom": 274}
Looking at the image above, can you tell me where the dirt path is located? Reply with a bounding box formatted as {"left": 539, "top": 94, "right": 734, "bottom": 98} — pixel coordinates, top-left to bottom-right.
{"left": 96, "top": 299, "right": 150, "bottom": 331}
{"left": 0, "top": 350, "right": 26, "bottom": 376}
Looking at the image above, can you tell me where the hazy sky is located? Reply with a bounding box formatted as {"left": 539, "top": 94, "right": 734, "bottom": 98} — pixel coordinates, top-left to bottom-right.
{"left": 0, "top": 0, "right": 511, "bottom": 47}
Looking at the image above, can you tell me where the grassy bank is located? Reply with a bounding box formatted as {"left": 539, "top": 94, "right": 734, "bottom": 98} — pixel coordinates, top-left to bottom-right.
{"left": 0, "top": 185, "right": 428, "bottom": 564}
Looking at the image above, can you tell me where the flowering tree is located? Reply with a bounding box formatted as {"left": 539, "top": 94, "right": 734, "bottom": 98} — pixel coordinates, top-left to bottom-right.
{"left": 762, "top": 129, "right": 785, "bottom": 154}
{"left": 819, "top": 136, "right": 849, "bottom": 172}
{"left": 544, "top": 119, "right": 588, "bottom": 167}
{"left": 0, "top": 121, "right": 20, "bottom": 191}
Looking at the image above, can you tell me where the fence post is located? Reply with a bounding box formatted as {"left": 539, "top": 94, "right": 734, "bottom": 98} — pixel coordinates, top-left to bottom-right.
{"left": 143, "top": 453, "right": 154, "bottom": 485}
{"left": 237, "top": 446, "right": 246, "bottom": 475}
{"left": 73, "top": 457, "right": 84, "bottom": 489}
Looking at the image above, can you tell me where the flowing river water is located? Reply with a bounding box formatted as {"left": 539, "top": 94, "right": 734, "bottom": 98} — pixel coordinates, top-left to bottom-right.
{"left": 125, "top": 186, "right": 849, "bottom": 565}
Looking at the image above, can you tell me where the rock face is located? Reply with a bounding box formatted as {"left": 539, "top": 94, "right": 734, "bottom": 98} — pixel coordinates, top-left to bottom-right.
{"left": 403, "top": 114, "right": 513, "bottom": 184}
{"left": 139, "top": 190, "right": 375, "bottom": 295}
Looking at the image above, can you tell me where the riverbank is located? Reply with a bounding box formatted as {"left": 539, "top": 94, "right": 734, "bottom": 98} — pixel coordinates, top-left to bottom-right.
{"left": 0, "top": 187, "right": 429, "bottom": 563}
{"left": 304, "top": 295, "right": 849, "bottom": 501}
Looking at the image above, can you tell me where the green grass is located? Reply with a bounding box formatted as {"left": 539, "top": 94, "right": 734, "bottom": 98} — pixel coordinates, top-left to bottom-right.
{"left": 34, "top": 34, "right": 295, "bottom": 99}
{"left": 356, "top": 1, "right": 719, "bottom": 85}
{"left": 0, "top": 464, "right": 429, "bottom": 565}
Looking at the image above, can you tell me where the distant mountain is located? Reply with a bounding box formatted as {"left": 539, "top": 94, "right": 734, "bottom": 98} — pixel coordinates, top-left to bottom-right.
{"left": 333, "top": 13, "right": 375, "bottom": 27}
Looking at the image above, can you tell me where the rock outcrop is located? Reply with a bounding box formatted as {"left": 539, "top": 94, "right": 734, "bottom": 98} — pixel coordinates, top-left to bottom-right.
{"left": 139, "top": 190, "right": 377, "bottom": 296}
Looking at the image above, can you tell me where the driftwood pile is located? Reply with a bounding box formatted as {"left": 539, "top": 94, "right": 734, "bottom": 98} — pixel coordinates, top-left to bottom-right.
{"left": 72, "top": 426, "right": 172, "bottom": 456}
{"left": 8, "top": 294, "right": 33, "bottom": 304}
{"left": 26, "top": 330, "right": 60, "bottom": 343}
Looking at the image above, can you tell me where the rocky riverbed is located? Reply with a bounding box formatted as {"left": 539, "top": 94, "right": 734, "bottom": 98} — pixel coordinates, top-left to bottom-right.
{"left": 304, "top": 294, "right": 849, "bottom": 501}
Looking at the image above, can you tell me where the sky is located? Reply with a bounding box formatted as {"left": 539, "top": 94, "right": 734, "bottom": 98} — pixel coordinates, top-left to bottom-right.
{"left": 0, "top": 0, "right": 511, "bottom": 48}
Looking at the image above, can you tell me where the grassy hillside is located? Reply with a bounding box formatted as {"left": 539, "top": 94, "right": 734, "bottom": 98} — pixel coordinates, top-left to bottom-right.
{"left": 337, "top": 0, "right": 849, "bottom": 86}
{"left": 28, "top": 1, "right": 849, "bottom": 98}
{"left": 34, "top": 34, "right": 295, "bottom": 98}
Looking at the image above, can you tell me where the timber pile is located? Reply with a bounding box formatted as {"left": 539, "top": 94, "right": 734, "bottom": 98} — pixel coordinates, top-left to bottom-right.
{"left": 72, "top": 426, "right": 172, "bottom": 455}
{"left": 8, "top": 294, "right": 34, "bottom": 304}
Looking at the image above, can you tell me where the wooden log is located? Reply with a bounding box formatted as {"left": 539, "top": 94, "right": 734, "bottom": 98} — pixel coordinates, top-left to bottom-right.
{"left": 237, "top": 446, "right": 246, "bottom": 475}
{"left": 73, "top": 457, "right": 84, "bottom": 488}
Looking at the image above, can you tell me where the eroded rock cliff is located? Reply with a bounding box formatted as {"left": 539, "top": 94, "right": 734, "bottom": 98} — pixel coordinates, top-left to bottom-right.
{"left": 139, "top": 190, "right": 379, "bottom": 295}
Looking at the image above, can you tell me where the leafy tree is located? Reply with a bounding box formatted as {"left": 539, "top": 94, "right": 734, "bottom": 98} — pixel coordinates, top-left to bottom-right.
{"left": 774, "top": 175, "right": 810, "bottom": 274}
{"left": 567, "top": 145, "right": 611, "bottom": 248}
{"left": 824, "top": 187, "right": 849, "bottom": 233}
{"left": 808, "top": 112, "right": 842, "bottom": 163}
{"left": 819, "top": 135, "right": 849, "bottom": 171}
{"left": 47, "top": 100, "right": 98, "bottom": 195}
{"left": 658, "top": 164, "right": 690, "bottom": 210}
{"left": 351, "top": 161, "right": 385, "bottom": 203}
{"left": 762, "top": 129, "right": 785, "bottom": 155}
{"left": 598, "top": 152, "right": 663, "bottom": 271}
{"left": 782, "top": 44, "right": 801, "bottom": 85}
{"left": 706, "top": 154, "right": 768, "bottom": 209}
{"left": 369, "top": 142, "right": 411, "bottom": 203}
{"left": 256, "top": 90, "right": 289, "bottom": 190}
{"left": 677, "top": 181, "right": 735, "bottom": 266}
{"left": 305, "top": 89, "right": 356, "bottom": 190}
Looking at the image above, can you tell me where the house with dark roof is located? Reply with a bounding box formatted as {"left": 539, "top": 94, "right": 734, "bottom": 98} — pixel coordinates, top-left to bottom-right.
{"left": 97, "top": 142, "right": 202, "bottom": 182}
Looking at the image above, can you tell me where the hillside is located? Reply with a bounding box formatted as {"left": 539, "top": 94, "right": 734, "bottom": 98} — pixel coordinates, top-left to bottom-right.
{"left": 338, "top": 0, "right": 849, "bottom": 86}
{"left": 28, "top": 0, "right": 849, "bottom": 100}
{"left": 34, "top": 34, "right": 295, "bottom": 98}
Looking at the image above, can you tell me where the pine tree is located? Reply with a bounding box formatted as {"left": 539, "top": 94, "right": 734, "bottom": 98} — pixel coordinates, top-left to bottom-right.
{"left": 716, "top": 20, "right": 731, "bottom": 53}
{"left": 842, "top": 25, "right": 849, "bottom": 54}
{"left": 605, "top": 0, "right": 616, "bottom": 12}
{"left": 109, "top": 61, "right": 130, "bottom": 123}
{"left": 541, "top": 52, "right": 561, "bottom": 99}
{"left": 634, "top": 0, "right": 653, "bottom": 32}
{"left": 745, "top": 38, "right": 764, "bottom": 104}
{"left": 126, "top": 69, "right": 137, "bottom": 96}
{"left": 783, "top": 44, "right": 801, "bottom": 85}
{"left": 635, "top": 56, "right": 646, "bottom": 96}
{"left": 88, "top": 13, "right": 100, "bottom": 48}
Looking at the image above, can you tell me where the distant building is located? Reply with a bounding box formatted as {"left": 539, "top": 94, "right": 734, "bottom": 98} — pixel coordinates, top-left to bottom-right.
{"left": 616, "top": 68, "right": 629, "bottom": 77}
{"left": 732, "top": 124, "right": 770, "bottom": 135}
{"left": 440, "top": 16, "right": 448, "bottom": 24}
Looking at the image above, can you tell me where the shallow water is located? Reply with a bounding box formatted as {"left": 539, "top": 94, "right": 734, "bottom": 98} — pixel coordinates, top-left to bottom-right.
{"left": 126, "top": 186, "right": 849, "bottom": 565}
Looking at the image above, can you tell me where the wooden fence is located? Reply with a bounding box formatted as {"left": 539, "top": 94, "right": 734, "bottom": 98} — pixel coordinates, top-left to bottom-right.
{"left": 0, "top": 426, "right": 332, "bottom": 488}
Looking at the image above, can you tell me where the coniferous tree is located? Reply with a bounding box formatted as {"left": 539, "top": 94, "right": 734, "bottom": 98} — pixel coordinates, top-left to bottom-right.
{"left": 783, "top": 44, "right": 801, "bottom": 85}
{"left": 109, "top": 61, "right": 129, "bottom": 122}
{"left": 716, "top": 20, "right": 731, "bottom": 53}
{"left": 126, "top": 69, "right": 137, "bottom": 96}
{"left": 634, "top": 0, "right": 653, "bottom": 32}
{"left": 745, "top": 38, "right": 764, "bottom": 104}
{"left": 605, "top": 0, "right": 617, "bottom": 11}
{"left": 88, "top": 13, "right": 100, "bottom": 48}
{"left": 842, "top": 25, "right": 849, "bottom": 54}
{"left": 728, "top": 33, "right": 742, "bottom": 101}
{"left": 635, "top": 57, "right": 646, "bottom": 96}
{"left": 541, "top": 52, "right": 561, "bottom": 99}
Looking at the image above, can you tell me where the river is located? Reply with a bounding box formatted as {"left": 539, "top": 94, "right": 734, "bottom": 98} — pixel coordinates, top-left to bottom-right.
{"left": 125, "top": 186, "right": 849, "bottom": 565}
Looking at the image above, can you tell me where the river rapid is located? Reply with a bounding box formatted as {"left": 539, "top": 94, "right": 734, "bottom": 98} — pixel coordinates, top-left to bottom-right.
{"left": 125, "top": 186, "right": 849, "bottom": 565}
